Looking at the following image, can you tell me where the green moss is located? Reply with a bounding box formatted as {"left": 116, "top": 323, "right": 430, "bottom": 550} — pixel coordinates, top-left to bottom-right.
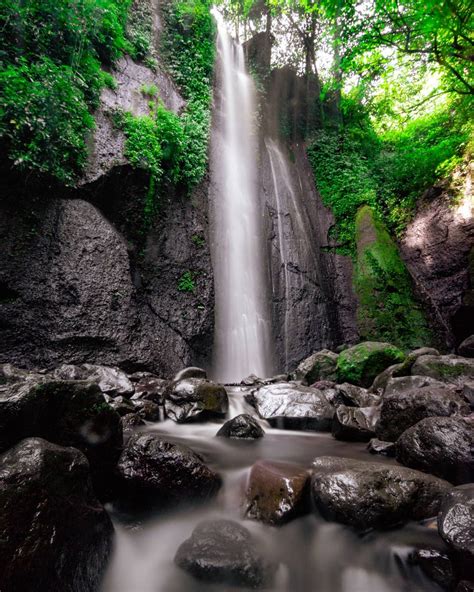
{"left": 178, "top": 271, "right": 196, "bottom": 293}
{"left": 337, "top": 341, "right": 406, "bottom": 387}
{"left": 354, "top": 206, "right": 432, "bottom": 350}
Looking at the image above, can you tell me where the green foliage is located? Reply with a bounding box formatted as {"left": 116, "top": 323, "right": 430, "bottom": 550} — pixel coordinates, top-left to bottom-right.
{"left": 0, "top": 58, "right": 94, "bottom": 184}
{"left": 177, "top": 270, "right": 196, "bottom": 293}
{"left": 308, "top": 96, "right": 470, "bottom": 250}
{"left": 162, "top": 0, "right": 216, "bottom": 188}
{"left": 0, "top": 0, "right": 131, "bottom": 183}
{"left": 354, "top": 206, "right": 432, "bottom": 349}
{"left": 125, "top": 0, "right": 154, "bottom": 60}
{"left": 192, "top": 233, "right": 206, "bottom": 247}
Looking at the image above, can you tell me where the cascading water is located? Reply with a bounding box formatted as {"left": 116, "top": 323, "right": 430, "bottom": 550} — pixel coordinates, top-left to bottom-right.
{"left": 209, "top": 12, "right": 273, "bottom": 382}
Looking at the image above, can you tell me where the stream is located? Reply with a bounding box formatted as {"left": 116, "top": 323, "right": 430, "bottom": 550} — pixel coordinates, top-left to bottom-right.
{"left": 102, "top": 387, "right": 444, "bottom": 592}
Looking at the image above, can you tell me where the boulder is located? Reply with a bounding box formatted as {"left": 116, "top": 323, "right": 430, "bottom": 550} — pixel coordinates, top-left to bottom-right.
{"left": 0, "top": 438, "right": 113, "bottom": 592}
{"left": 107, "top": 395, "right": 135, "bottom": 417}
{"left": 131, "top": 375, "right": 168, "bottom": 405}
{"left": 408, "top": 548, "right": 455, "bottom": 591}
{"left": 216, "top": 414, "right": 265, "bottom": 440}
{"left": 332, "top": 406, "right": 380, "bottom": 442}
{"left": 53, "top": 363, "right": 134, "bottom": 397}
{"left": 174, "top": 367, "right": 207, "bottom": 381}
{"left": 174, "top": 520, "right": 276, "bottom": 588}
{"left": 0, "top": 363, "right": 45, "bottom": 385}
{"left": 244, "top": 460, "right": 310, "bottom": 525}
{"left": 336, "top": 342, "right": 405, "bottom": 387}
{"left": 164, "top": 378, "right": 228, "bottom": 423}
{"left": 336, "top": 382, "right": 380, "bottom": 407}
{"left": 375, "top": 376, "right": 469, "bottom": 441}
{"left": 438, "top": 485, "right": 474, "bottom": 580}
{"left": 396, "top": 417, "right": 474, "bottom": 484}
{"left": 311, "top": 456, "right": 450, "bottom": 531}
{"left": 458, "top": 335, "right": 474, "bottom": 358}
{"left": 116, "top": 433, "right": 221, "bottom": 507}
{"left": 121, "top": 413, "right": 145, "bottom": 434}
{"left": 132, "top": 399, "right": 161, "bottom": 421}
{"left": 251, "top": 383, "right": 334, "bottom": 431}
{"left": 367, "top": 438, "right": 396, "bottom": 457}
{"left": 463, "top": 381, "right": 474, "bottom": 409}
{"left": 294, "top": 350, "right": 339, "bottom": 384}
{"left": 412, "top": 355, "right": 474, "bottom": 383}
{"left": 0, "top": 379, "right": 123, "bottom": 486}
{"left": 241, "top": 374, "right": 264, "bottom": 386}
{"left": 370, "top": 363, "right": 406, "bottom": 394}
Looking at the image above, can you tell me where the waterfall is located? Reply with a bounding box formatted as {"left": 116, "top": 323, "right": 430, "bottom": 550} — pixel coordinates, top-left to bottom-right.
{"left": 209, "top": 12, "right": 273, "bottom": 383}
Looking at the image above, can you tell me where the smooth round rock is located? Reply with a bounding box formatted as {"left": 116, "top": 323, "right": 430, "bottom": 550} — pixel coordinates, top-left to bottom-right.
{"left": 174, "top": 520, "right": 276, "bottom": 588}
{"left": 216, "top": 414, "right": 264, "bottom": 439}
{"left": 164, "top": 378, "right": 228, "bottom": 423}
{"left": 332, "top": 405, "right": 380, "bottom": 442}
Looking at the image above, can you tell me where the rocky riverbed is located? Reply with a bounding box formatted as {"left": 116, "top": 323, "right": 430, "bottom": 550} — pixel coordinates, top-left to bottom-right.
{"left": 1, "top": 340, "right": 473, "bottom": 592}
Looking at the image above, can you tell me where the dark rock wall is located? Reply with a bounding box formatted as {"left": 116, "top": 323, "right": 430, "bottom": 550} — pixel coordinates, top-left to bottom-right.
{"left": 0, "top": 182, "right": 214, "bottom": 376}
{"left": 400, "top": 180, "right": 474, "bottom": 350}
{"left": 259, "top": 137, "right": 358, "bottom": 372}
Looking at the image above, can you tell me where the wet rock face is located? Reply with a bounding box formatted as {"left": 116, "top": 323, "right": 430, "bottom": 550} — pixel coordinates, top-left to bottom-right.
{"left": 216, "top": 414, "right": 265, "bottom": 439}
{"left": 336, "top": 342, "right": 406, "bottom": 387}
{"left": 400, "top": 190, "right": 474, "bottom": 349}
{"left": 121, "top": 412, "right": 145, "bottom": 435}
{"left": 0, "top": 379, "right": 123, "bottom": 484}
{"left": 294, "top": 350, "right": 339, "bottom": 384}
{"left": 244, "top": 460, "right": 310, "bottom": 525}
{"left": 396, "top": 416, "right": 474, "bottom": 484}
{"left": 375, "top": 376, "right": 469, "bottom": 442}
{"left": 0, "top": 192, "right": 214, "bottom": 378}
{"left": 438, "top": 484, "right": 474, "bottom": 580}
{"left": 174, "top": 520, "right": 277, "bottom": 588}
{"left": 311, "top": 456, "right": 451, "bottom": 531}
{"left": 164, "top": 378, "right": 228, "bottom": 423}
{"left": 408, "top": 548, "right": 455, "bottom": 591}
{"left": 332, "top": 406, "right": 380, "bottom": 442}
{"left": 412, "top": 354, "right": 474, "bottom": 383}
{"left": 0, "top": 438, "right": 114, "bottom": 592}
{"left": 131, "top": 375, "right": 168, "bottom": 405}
{"left": 336, "top": 382, "right": 380, "bottom": 407}
{"left": 251, "top": 382, "right": 335, "bottom": 431}
{"left": 132, "top": 399, "right": 161, "bottom": 421}
{"left": 116, "top": 433, "right": 221, "bottom": 507}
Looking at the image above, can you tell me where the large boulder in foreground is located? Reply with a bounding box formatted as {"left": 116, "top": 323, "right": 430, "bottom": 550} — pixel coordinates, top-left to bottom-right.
{"left": 311, "top": 456, "right": 450, "bottom": 531}
{"left": 294, "top": 350, "right": 339, "bottom": 384}
{"left": 216, "top": 414, "right": 265, "bottom": 440}
{"left": 0, "top": 379, "right": 123, "bottom": 486}
{"left": 175, "top": 520, "right": 276, "bottom": 588}
{"left": 244, "top": 460, "right": 310, "bottom": 525}
{"left": 250, "top": 383, "right": 334, "bottom": 431}
{"left": 375, "top": 376, "right": 470, "bottom": 441}
{"left": 438, "top": 484, "right": 474, "bottom": 580}
{"left": 116, "top": 433, "right": 221, "bottom": 507}
{"left": 164, "top": 378, "right": 228, "bottom": 423}
{"left": 332, "top": 405, "right": 380, "bottom": 442}
{"left": 396, "top": 416, "right": 474, "bottom": 484}
{"left": 336, "top": 342, "right": 405, "bottom": 387}
{"left": 0, "top": 438, "right": 113, "bottom": 592}
{"left": 412, "top": 354, "right": 474, "bottom": 383}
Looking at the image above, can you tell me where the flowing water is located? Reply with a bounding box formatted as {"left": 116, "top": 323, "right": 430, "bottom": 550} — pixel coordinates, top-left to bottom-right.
{"left": 209, "top": 12, "right": 273, "bottom": 383}
{"left": 102, "top": 388, "right": 443, "bottom": 592}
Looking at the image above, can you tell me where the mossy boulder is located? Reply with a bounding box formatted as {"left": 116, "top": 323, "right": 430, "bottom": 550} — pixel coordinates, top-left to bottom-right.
{"left": 354, "top": 206, "right": 431, "bottom": 349}
{"left": 336, "top": 341, "right": 406, "bottom": 387}
{"left": 164, "top": 378, "right": 228, "bottom": 423}
{"left": 412, "top": 354, "right": 474, "bottom": 383}
{"left": 294, "top": 350, "right": 339, "bottom": 384}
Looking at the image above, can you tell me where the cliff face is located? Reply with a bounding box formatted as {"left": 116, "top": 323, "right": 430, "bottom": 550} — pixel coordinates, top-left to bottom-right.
{"left": 400, "top": 172, "right": 474, "bottom": 350}
{"left": 0, "top": 0, "right": 214, "bottom": 377}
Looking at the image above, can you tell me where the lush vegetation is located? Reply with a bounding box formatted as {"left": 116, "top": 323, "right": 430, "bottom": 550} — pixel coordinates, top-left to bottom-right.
{"left": 0, "top": 0, "right": 133, "bottom": 183}
{"left": 0, "top": 0, "right": 215, "bottom": 192}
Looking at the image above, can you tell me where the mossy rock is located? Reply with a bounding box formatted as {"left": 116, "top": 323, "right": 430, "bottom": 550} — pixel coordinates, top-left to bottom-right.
{"left": 411, "top": 355, "right": 474, "bottom": 382}
{"left": 294, "top": 350, "right": 339, "bottom": 384}
{"left": 337, "top": 341, "right": 406, "bottom": 387}
{"left": 354, "top": 206, "right": 432, "bottom": 350}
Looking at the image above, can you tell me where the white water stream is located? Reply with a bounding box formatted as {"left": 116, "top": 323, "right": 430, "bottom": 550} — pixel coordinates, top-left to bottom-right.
{"left": 210, "top": 12, "right": 273, "bottom": 382}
